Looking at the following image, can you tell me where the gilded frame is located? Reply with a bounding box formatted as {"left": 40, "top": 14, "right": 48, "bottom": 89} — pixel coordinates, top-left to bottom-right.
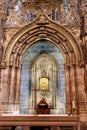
{"left": 40, "top": 77, "right": 48, "bottom": 90}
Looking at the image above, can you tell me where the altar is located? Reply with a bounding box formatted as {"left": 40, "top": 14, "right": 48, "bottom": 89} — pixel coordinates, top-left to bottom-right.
{"left": 0, "top": 114, "right": 80, "bottom": 130}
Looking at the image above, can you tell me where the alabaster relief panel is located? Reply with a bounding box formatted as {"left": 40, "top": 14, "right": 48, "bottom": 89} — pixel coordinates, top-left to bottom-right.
{"left": 20, "top": 40, "right": 66, "bottom": 114}
{"left": 31, "top": 53, "right": 57, "bottom": 109}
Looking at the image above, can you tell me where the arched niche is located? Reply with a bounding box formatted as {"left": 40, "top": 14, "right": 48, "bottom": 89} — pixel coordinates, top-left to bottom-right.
{"left": 20, "top": 40, "right": 66, "bottom": 114}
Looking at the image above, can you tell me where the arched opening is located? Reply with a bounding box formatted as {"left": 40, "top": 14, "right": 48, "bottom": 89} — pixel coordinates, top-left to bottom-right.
{"left": 20, "top": 40, "right": 66, "bottom": 114}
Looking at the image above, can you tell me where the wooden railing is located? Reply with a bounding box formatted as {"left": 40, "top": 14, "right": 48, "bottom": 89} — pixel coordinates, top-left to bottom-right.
{"left": 0, "top": 115, "right": 80, "bottom": 130}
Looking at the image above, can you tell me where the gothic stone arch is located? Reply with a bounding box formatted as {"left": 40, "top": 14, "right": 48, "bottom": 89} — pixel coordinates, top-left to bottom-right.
{"left": 1, "top": 13, "right": 85, "bottom": 115}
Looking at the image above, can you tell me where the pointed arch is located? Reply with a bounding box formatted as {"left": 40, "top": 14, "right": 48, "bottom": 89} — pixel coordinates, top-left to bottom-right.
{"left": 1, "top": 13, "right": 84, "bottom": 114}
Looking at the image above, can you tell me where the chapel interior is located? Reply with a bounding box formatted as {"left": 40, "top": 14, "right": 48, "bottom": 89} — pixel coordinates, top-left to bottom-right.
{"left": 0, "top": 0, "right": 87, "bottom": 130}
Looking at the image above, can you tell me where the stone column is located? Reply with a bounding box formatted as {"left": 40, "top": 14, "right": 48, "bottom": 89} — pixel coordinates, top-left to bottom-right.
{"left": 76, "top": 64, "right": 87, "bottom": 130}
{"left": 0, "top": 18, "right": 5, "bottom": 63}
{"left": 1, "top": 66, "right": 9, "bottom": 112}
{"left": 0, "top": 43, "right": 3, "bottom": 63}
{"left": 76, "top": 65, "right": 86, "bottom": 114}
{"left": 0, "top": 69, "right": 1, "bottom": 111}
{"left": 64, "top": 64, "right": 72, "bottom": 115}
{"left": 84, "top": 69, "right": 87, "bottom": 92}
{"left": 52, "top": 65, "right": 55, "bottom": 108}
{"left": 15, "top": 65, "right": 22, "bottom": 113}
{"left": 32, "top": 66, "right": 36, "bottom": 109}
{"left": 9, "top": 65, "right": 16, "bottom": 112}
{"left": 74, "top": 65, "right": 80, "bottom": 115}
{"left": 0, "top": 12, "right": 6, "bottom": 113}
{"left": 0, "top": 68, "right": 3, "bottom": 112}
{"left": 69, "top": 64, "right": 77, "bottom": 115}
